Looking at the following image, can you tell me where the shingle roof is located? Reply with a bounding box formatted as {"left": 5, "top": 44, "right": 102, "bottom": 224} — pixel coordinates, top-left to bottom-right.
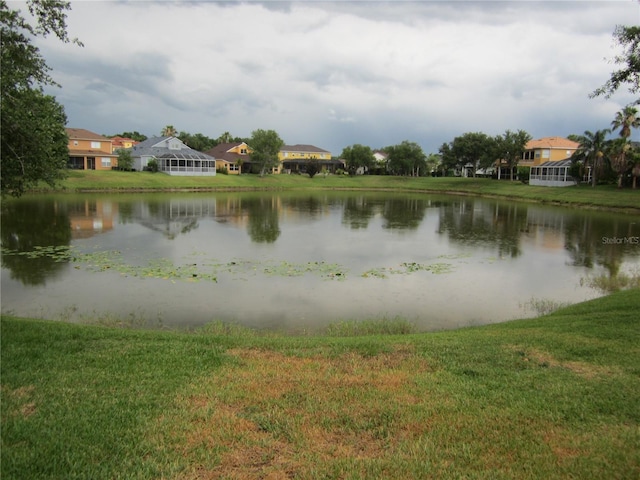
{"left": 66, "top": 128, "right": 110, "bottom": 142}
{"left": 281, "top": 144, "right": 330, "bottom": 154}
{"left": 525, "top": 137, "right": 580, "bottom": 150}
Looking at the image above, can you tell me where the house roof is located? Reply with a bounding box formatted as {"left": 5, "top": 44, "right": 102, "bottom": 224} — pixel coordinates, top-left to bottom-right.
{"left": 281, "top": 144, "right": 331, "bottom": 154}
{"left": 68, "top": 149, "right": 118, "bottom": 158}
{"left": 130, "top": 136, "right": 214, "bottom": 160}
{"left": 537, "top": 159, "right": 573, "bottom": 167}
{"left": 525, "top": 137, "right": 580, "bottom": 150}
{"left": 66, "top": 128, "right": 110, "bottom": 142}
{"left": 203, "top": 142, "right": 250, "bottom": 163}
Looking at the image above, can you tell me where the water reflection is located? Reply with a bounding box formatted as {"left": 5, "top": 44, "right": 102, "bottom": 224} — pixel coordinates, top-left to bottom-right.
{"left": 1, "top": 192, "right": 638, "bottom": 330}
{"left": 1, "top": 199, "right": 72, "bottom": 285}
{"left": 437, "top": 200, "right": 527, "bottom": 258}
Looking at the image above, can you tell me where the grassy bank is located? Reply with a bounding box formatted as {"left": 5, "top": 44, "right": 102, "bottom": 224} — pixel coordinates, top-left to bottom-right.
{"left": 2, "top": 288, "right": 639, "bottom": 479}
{"left": 36, "top": 170, "right": 640, "bottom": 211}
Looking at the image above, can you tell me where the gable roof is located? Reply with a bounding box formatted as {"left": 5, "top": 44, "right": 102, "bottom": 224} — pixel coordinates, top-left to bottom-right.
{"left": 66, "top": 128, "right": 110, "bottom": 142}
{"left": 525, "top": 137, "right": 580, "bottom": 150}
{"left": 203, "top": 142, "right": 251, "bottom": 163}
{"left": 281, "top": 144, "right": 331, "bottom": 154}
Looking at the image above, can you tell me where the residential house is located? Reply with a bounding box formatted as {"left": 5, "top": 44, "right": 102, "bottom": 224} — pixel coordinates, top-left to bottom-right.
{"left": 279, "top": 144, "right": 342, "bottom": 174}
{"left": 66, "top": 128, "right": 118, "bottom": 170}
{"left": 521, "top": 137, "right": 580, "bottom": 187}
{"left": 203, "top": 142, "right": 252, "bottom": 175}
{"left": 110, "top": 136, "right": 140, "bottom": 150}
{"left": 520, "top": 136, "right": 580, "bottom": 167}
{"left": 129, "top": 136, "right": 216, "bottom": 176}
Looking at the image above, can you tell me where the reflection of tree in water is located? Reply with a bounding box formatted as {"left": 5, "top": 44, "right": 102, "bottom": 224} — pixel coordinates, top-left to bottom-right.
{"left": 437, "top": 199, "right": 527, "bottom": 258}
{"left": 1, "top": 199, "right": 72, "bottom": 285}
{"left": 381, "top": 197, "right": 429, "bottom": 231}
{"left": 564, "top": 211, "right": 639, "bottom": 277}
{"left": 245, "top": 197, "right": 280, "bottom": 243}
{"left": 342, "top": 196, "right": 376, "bottom": 230}
{"left": 283, "top": 195, "right": 325, "bottom": 219}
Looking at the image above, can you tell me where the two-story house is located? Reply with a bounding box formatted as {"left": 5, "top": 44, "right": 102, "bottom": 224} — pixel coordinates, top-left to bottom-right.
{"left": 66, "top": 128, "right": 119, "bottom": 170}
{"left": 521, "top": 137, "right": 581, "bottom": 187}
{"left": 203, "top": 142, "right": 252, "bottom": 175}
{"left": 279, "top": 144, "right": 342, "bottom": 173}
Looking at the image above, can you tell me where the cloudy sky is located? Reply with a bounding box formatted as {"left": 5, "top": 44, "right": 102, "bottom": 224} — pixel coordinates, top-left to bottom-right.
{"left": 25, "top": 0, "right": 640, "bottom": 154}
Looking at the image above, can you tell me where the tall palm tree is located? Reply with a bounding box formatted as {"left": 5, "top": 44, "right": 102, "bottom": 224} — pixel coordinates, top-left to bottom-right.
{"left": 611, "top": 106, "right": 640, "bottom": 138}
{"left": 612, "top": 106, "right": 640, "bottom": 188}
{"left": 607, "top": 137, "right": 631, "bottom": 188}
{"left": 570, "top": 129, "right": 610, "bottom": 187}
{"left": 161, "top": 125, "right": 177, "bottom": 137}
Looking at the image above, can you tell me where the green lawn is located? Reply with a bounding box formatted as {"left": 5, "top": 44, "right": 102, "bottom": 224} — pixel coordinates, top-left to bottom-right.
{"left": 2, "top": 288, "right": 639, "bottom": 479}
{"left": 34, "top": 170, "right": 640, "bottom": 211}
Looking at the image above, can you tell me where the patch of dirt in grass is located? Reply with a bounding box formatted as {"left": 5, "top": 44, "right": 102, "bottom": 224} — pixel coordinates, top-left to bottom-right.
{"left": 170, "top": 345, "right": 433, "bottom": 479}
{"left": 2, "top": 385, "right": 37, "bottom": 418}
{"left": 509, "top": 346, "right": 620, "bottom": 379}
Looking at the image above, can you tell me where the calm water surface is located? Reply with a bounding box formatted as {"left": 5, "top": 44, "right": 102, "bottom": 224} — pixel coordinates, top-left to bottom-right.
{"left": 2, "top": 191, "right": 638, "bottom": 332}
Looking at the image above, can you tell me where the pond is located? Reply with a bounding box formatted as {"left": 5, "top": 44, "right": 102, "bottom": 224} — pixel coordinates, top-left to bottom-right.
{"left": 1, "top": 191, "right": 639, "bottom": 332}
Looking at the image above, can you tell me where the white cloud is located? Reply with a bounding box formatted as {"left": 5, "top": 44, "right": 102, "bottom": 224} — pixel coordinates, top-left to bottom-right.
{"left": 27, "top": 0, "right": 640, "bottom": 154}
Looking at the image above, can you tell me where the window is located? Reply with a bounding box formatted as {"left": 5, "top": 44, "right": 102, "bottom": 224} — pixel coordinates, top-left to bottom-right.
{"left": 101, "top": 157, "right": 111, "bottom": 167}
{"left": 542, "top": 149, "right": 550, "bottom": 159}
{"left": 91, "top": 141, "right": 101, "bottom": 149}
{"left": 240, "top": 148, "right": 247, "bottom": 154}
{"left": 73, "top": 140, "right": 79, "bottom": 146}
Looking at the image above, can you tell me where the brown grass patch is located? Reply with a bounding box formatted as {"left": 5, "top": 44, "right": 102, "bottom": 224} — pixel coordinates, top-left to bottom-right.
{"left": 508, "top": 346, "right": 620, "bottom": 379}
{"left": 2, "top": 385, "right": 37, "bottom": 418}
{"left": 168, "top": 346, "right": 433, "bottom": 479}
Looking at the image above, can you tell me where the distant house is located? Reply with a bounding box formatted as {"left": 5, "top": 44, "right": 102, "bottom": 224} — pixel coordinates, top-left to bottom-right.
{"left": 279, "top": 144, "right": 342, "bottom": 174}
{"left": 130, "top": 136, "right": 216, "bottom": 176}
{"left": 203, "top": 142, "right": 252, "bottom": 175}
{"left": 110, "top": 136, "right": 140, "bottom": 150}
{"left": 520, "top": 137, "right": 580, "bottom": 187}
{"left": 66, "top": 128, "right": 118, "bottom": 170}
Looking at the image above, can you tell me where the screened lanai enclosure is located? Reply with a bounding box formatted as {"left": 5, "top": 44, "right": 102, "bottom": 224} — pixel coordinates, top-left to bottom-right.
{"left": 155, "top": 151, "right": 217, "bottom": 176}
{"left": 530, "top": 159, "right": 576, "bottom": 187}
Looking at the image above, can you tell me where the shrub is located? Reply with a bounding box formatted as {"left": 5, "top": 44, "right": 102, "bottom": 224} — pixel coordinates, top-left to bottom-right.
{"left": 517, "top": 166, "right": 530, "bottom": 184}
{"left": 146, "top": 159, "right": 159, "bottom": 173}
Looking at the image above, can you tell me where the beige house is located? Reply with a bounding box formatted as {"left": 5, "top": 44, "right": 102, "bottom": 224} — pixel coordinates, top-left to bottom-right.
{"left": 66, "top": 128, "right": 118, "bottom": 170}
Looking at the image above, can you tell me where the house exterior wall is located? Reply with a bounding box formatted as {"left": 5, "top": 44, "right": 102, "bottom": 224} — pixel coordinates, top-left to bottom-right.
{"left": 66, "top": 129, "right": 118, "bottom": 170}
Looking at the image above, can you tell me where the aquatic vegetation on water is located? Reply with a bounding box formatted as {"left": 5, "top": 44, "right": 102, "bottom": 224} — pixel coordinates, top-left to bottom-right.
{"left": 1, "top": 246, "right": 458, "bottom": 284}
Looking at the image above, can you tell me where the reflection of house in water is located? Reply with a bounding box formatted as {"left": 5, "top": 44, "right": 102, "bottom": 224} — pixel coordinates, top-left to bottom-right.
{"left": 131, "top": 198, "right": 218, "bottom": 239}
{"left": 520, "top": 207, "right": 566, "bottom": 251}
{"left": 67, "top": 200, "right": 117, "bottom": 239}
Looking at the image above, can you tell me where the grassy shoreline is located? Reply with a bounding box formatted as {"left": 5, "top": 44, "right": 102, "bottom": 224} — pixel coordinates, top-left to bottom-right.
{"left": 30, "top": 170, "right": 640, "bottom": 212}
{"left": 2, "top": 289, "right": 639, "bottom": 479}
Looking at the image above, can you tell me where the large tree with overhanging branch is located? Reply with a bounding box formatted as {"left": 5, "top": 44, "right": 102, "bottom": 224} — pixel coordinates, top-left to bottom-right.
{"left": 1, "top": 0, "right": 82, "bottom": 197}
{"left": 590, "top": 25, "right": 640, "bottom": 102}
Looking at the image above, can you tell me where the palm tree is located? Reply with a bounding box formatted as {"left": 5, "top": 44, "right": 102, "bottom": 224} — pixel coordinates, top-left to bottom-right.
{"left": 161, "top": 125, "right": 177, "bottom": 137}
{"left": 611, "top": 106, "right": 640, "bottom": 188}
{"left": 611, "top": 106, "right": 640, "bottom": 138}
{"left": 570, "top": 129, "right": 610, "bottom": 187}
{"left": 608, "top": 138, "right": 632, "bottom": 188}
